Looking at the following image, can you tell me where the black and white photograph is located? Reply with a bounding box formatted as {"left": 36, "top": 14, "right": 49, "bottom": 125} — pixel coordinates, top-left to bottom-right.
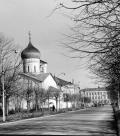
{"left": 0, "top": 0, "right": 119, "bottom": 135}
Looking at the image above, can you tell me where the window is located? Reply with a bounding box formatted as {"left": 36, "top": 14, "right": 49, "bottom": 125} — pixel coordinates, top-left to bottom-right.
{"left": 28, "top": 66, "right": 29, "bottom": 72}
{"left": 41, "top": 67, "right": 44, "bottom": 72}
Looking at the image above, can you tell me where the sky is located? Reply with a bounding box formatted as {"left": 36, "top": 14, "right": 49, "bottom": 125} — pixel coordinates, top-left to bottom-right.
{"left": 0, "top": 0, "right": 99, "bottom": 89}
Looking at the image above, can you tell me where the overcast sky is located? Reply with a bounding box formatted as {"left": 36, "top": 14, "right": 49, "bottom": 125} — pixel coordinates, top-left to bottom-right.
{"left": 0, "top": 0, "right": 99, "bottom": 89}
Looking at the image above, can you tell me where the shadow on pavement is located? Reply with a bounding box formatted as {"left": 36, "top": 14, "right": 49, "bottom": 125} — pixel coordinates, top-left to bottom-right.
{"left": 88, "top": 113, "right": 119, "bottom": 136}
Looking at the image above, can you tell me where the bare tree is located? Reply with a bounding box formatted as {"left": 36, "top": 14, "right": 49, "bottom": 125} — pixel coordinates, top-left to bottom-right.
{"left": 35, "top": 87, "right": 47, "bottom": 112}
{"left": 0, "top": 33, "right": 22, "bottom": 115}
{"left": 56, "top": 1, "right": 120, "bottom": 105}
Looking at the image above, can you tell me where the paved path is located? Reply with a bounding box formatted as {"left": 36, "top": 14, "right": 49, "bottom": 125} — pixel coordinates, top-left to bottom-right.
{"left": 0, "top": 105, "right": 117, "bottom": 135}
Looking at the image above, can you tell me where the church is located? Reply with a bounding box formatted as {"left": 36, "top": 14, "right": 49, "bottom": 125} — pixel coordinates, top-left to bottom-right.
{"left": 8, "top": 33, "right": 78, "bottom": 112}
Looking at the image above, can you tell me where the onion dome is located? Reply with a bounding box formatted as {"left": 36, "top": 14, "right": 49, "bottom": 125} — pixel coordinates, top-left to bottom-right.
{"left": 21, "top": 32, "right": 40, "bottom": 59}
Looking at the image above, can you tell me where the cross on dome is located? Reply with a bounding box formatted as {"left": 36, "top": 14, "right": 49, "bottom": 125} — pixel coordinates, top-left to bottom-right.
{"left": 28, "top": 31, "right": 31, "bottom": 42}
{"left": 21, "top": 32, "right": 40, "bottom": 59}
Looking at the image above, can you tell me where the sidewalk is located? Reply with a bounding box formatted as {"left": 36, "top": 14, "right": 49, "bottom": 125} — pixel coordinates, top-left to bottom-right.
{"left": 0, "top": 107, "right": 85, "bottom": 125}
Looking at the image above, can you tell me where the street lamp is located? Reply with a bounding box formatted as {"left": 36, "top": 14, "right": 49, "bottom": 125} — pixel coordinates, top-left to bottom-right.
{"left": 1, "top": 49, "right": 18, "bottom": 122}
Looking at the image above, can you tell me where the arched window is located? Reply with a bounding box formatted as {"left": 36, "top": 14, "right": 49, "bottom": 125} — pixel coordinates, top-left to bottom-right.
{"left": 28, "top": 66, "right": 29, "bottom": 72}
{"left": 34, "top": 66, "right": 36, "bottom": 72}
{"left": 42, "top": 67, "right": 44, "bottom": 72}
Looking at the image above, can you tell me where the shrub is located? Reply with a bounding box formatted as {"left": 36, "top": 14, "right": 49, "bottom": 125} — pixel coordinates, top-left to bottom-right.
{"left": 9, "top": 109, "right": 15, "bottom": 115}
{"left": 0, "top": 108, "right": 2, "bottom": 115}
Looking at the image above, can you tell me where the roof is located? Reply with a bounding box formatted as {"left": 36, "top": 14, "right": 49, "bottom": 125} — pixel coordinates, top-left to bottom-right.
{"left": 52, "top": 75, "right": 72, "bottom": 86}
{"left": 48, "top": 86, "right": 61, "bottom": 92}
{"left": 40, "top": 60, "right": 47, "bottom": 64}
{"left": 19, "top": 72, "right": 49, "bottom": 82}
{"left": 21, "top": 42, "right": 40, "bottom": 59}
{"left": 81, "top": 87, "right": 106, "bottom": 92}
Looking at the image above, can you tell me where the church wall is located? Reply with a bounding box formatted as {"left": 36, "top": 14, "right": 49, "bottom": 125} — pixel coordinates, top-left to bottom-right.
{"left": 42, "top": 75, "right": 58, "bottom": 90}
{"left": 23, "top": 58, "right": 40, "bottom": 74}
{"left": 40, "top": 63, "right": 47, "bottom": 73}
{"left": 60, "top": 101, "right": 72, "bottom": 109}
{"left": 44, "top": 64, "right": 47, "bottom": 73}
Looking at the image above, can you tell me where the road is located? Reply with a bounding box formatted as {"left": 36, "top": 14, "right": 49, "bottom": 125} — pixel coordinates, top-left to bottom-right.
{"left": 0, "top": 105, "right": 117, "bottom": 135}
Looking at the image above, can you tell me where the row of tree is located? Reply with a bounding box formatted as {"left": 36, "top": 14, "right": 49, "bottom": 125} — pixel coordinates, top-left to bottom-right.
{"left": 57, "top": 0, "right": 120, "bottom": 105}
{"left": 64, "top": 93, "right": 91, "bottom": 108}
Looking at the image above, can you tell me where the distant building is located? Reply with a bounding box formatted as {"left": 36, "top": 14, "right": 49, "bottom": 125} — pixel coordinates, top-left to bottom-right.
{"left": 53, "top": 76, "right": 80, "bottom": 108}
{"left": 80, "top": 87, "right": 110, "bottom": 104}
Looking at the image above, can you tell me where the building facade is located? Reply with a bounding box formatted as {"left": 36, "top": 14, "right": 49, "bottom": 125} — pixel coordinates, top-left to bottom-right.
{"left": 80, "top": 87, "right": 110, "bottom": 105}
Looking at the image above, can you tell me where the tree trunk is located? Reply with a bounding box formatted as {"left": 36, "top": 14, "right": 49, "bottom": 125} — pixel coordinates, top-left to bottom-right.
{"left": 15, "top": 95, "right": 19, "bottom": 113}
{"left": 27, "top": 100, "right": 30, "bottom": 112}
{"left": 6, "top": 97, "right": 9, "bottom": 116}
{"left": 66, "top": 101, "right": 68, "bottom": 110}
{"left": 48, "top": 95, "right": 49, "bottom": 111}
{"left": 56, "top": 97, "right": 58, "bottom": 112}
{"left": 41, "top": 103, "right": 44, "bottom": 114}
{"left": 35, "top": 93, "right": 38, "bottom": 111}
{"left": 59, "top": 95, "right": 60, "bottom": 111}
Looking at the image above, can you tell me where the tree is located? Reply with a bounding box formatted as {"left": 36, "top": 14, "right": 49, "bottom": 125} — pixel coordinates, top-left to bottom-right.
{"left": 58, "top": 0, "right": 120, "bottom": 55}
{"left": 63, "top": 93, "right": 70, "bottom": 109}
{"left": 63, "top": 93, "right": 80, "bottom": 108}
{"left": 0, "top": 33, "right": 21, "bottom": 115}
{"left": 36, "top": 88, "right": 47, "bottom": 112}
{"left": 56, "top": 0, "right": 120, "bottom": 103}
{"left": 21, "top": 80, "right": 33, "bottom": 112}
{"left": 53, "top": 91, "right": 60, "bottom": 112}
{"left": 46, "top": 88, "right": 53, "bottom": 110}
{"left": 48, "top": 86, "right": 61, "bottom": 111}
{"left": 84, "top": 97, "right": 91, "bottom": 103}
